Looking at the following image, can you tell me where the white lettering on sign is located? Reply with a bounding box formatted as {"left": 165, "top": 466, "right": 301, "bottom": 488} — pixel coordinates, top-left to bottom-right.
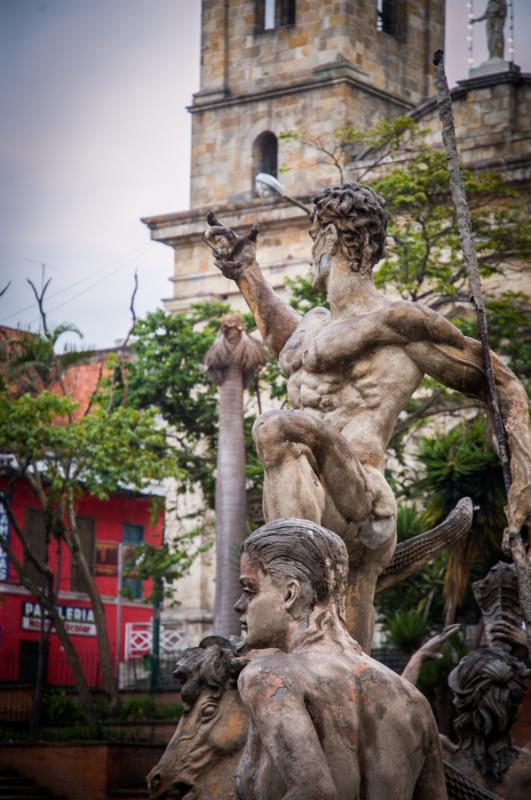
{"left": 21, "top": 601, "right": 96, "bottom": 636}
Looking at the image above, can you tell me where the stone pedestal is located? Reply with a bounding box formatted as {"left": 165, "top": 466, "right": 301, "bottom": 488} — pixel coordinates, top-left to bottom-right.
{"left": 469, "top": 58, "right": 520, "bottom": 79}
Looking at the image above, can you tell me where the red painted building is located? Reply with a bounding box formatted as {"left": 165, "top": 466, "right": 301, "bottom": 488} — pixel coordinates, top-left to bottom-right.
{"left": 0, "top": 475, "right": 164, "bottom": 687}
{"left": 0, "top": 341, "right": 165, "bottom": 687}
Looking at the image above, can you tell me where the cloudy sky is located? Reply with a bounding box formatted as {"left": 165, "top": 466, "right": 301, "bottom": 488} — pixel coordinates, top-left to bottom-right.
{"left": 1, "top": 0, "right": 530, "bottom": 349}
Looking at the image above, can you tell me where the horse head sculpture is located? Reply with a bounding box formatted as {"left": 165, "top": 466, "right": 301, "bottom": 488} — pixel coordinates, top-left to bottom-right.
{"left": 147, "top": 636, "right": 248, "bottom": 800}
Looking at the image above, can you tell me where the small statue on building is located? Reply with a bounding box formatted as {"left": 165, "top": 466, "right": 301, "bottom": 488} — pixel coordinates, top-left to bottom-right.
{"left": 471, "top": 0, "right": 508, "bottom": 61}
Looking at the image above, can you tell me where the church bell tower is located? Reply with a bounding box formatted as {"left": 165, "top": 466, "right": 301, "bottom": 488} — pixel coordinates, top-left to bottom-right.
{"left": 143, "top": 0, "right": 445, "bottom": 311}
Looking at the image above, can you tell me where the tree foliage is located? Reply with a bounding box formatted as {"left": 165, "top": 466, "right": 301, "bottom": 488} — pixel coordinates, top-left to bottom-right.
{"left": 0, "top": 290, "right": 201, "bottom": 732}
{"left": 125, "top": 303, "right": 227, "bottom": 508}
{"left": 127, "top": 303, "right": 267, "bottom": 512}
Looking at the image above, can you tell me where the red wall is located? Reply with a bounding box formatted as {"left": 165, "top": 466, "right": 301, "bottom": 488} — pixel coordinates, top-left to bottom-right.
{"left": 0, "top": 477, "right": 163, "bottom": 686}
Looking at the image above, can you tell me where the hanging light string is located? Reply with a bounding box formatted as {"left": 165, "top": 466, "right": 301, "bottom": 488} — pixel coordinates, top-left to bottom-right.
{"left": 467, "top": 1, "right": 474, "bottom": 66}
{"left": 508, "top": 0, "right": 515, "bottom": 63}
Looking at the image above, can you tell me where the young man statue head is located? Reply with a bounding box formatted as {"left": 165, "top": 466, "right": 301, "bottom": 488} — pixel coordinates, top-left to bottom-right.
{"left": 236, "top": 517, "right": 350, "bottom": 652}
{"left": 234, "top": 518, "right": 447, "bottom": 800}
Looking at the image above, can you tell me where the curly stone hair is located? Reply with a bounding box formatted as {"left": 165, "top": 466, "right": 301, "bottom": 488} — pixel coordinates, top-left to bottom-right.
{"left": 448, "top": 647, "right": 528, "bottom": 783}
{"left": 312, "top": 182, "right": 390, "bottom": 274}
{"left": 173, "top": 636, "right": 245, "bottom": 711}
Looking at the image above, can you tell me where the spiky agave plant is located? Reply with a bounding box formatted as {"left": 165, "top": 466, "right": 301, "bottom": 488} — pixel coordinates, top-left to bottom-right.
{"left": 416, "top": 417, "right": 506, "bottom": 625}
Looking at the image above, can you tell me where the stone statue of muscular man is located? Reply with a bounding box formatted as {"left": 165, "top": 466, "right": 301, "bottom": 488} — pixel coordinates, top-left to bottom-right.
{"left": 234, "top": 518, "right": 447, "bottom": 800}
{"left": 204, "top": 182, "right": 530, "bottom": 650}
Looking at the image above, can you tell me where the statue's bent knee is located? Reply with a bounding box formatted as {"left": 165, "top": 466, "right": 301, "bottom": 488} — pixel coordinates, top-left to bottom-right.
{"left": 252, "top": 411, "right": 287, "bottom": 455}
{"left": 359, "top": 514, "right": 396, "bottom": 551}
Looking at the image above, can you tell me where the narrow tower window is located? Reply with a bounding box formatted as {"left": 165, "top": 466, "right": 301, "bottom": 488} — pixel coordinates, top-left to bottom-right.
{"left": 260, "top": 0, "right": 296, "bottom": 32}
{"left": 376, "top": 0, "right": 398, "bottom": 36}
{"left": 278, "top": 0, "right": 296, "bottom": 27}
{"left": 264, "top": 0, "right": 276, "bottom": 30}
{"left": 253, "top": 131, "right": 278, "bottom": 192}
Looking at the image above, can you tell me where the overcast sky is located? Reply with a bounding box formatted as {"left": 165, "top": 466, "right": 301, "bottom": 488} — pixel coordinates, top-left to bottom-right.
{"left": 1, "top": 0, "right": 530, "bottom": 349}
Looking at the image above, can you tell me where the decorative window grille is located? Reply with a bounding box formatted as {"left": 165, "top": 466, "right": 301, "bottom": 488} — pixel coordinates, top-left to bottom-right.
{"left": 125, "top": 621, "right": 188, "bottom": 660}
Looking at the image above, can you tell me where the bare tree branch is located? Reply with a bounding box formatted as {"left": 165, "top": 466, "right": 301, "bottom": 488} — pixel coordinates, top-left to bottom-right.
{"left": 115, "top": 269, "right": 139, "bottom": 407}
{"left": 26, "top": 278, "right": 52, "bottom": 339}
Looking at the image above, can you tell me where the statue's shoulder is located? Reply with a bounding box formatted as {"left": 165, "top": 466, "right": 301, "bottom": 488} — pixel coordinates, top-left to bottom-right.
{"left": 307, "top": 305, "right": 330, "bottom": 316}
{"left": 352, "top": 652, "right": 429, "bottom": 698}
{"left": 300, "top": 306, "right": 330, "bottom": 324}
{"left": 238, "top": 652, "right": 299, "bottom": 702}
{"left": 281, "top": 306, "right": 330, "bottom": 355}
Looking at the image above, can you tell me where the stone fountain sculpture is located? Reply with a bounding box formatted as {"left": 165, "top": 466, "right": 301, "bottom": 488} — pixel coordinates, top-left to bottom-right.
{"left": 204, "top": 182, "right": 531, "bottom": 651}
{"left": 147, "top": 181, "right": 530, "bottom": 798}
{"left": 150, "top": 519, "right": 448, "bottom": 800}
{"left": 443, "top": 562, "right": 531, "bottom": 799}
{"left": 148, "top": 523, "right": 510, "bottom": 800}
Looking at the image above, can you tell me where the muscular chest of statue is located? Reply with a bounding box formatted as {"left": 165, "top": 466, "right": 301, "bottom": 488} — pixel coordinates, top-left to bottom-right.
{"left": 279, "top": 307, "right": 421, "bottom": 437}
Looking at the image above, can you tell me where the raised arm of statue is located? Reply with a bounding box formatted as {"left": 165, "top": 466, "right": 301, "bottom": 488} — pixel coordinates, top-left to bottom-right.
{"left": 204, "top": 212, "right": 300, "bottom": 355}
{"left": 303, "top": 296, "right": 529, "bottom": 552}
{"left": 407, "top": 333, "right": 530, "bottom": 553}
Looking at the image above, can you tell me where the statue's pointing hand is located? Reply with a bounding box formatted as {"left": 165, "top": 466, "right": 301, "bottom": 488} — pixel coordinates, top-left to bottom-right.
{"left": 204, "top": 212, "right": 259, "bottom": 281}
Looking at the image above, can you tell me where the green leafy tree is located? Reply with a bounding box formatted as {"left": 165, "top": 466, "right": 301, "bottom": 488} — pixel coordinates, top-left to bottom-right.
{"left": 279, "top": 116, "right": 418, "bottom": 184}
{"left": 126, "top": 303, "right": 229, "bottom": 508}
{"left": 416, "top": 417, "right": 507, "bottom": 625}
{"left": 0, "top": 289, "right": 188, "bottom": 735}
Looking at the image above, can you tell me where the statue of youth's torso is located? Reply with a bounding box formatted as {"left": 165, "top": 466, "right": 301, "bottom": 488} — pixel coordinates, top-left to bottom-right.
{"left": 238, "top": 643, "right": 442, "bottom": 800}
{"left": 280, "top": 301, "right": 422, "bottom": 471}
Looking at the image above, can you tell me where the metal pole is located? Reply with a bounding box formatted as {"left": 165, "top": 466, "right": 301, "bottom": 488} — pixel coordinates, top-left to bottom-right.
{"left": 150, "top": 577, "right": 162, "bottom": 694}
{"left": 115, "top": 543, "right": 123, "bottom": 684}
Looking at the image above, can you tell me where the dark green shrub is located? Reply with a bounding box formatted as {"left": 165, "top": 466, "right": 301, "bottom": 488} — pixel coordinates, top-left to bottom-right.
{"left": 43, "top": 692, "right": 83, "bottom": 724}
{"left": 385, "top": 609, "right": 430, "bottom": 654}
{"left": 120, "top": 696, "right": 157, "bottom": 721}
{"left": 157, "top": 702, "right": 183, "bottom": 720}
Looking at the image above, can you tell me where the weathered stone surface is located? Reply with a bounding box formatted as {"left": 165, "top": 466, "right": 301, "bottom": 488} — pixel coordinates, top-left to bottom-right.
{"left": 148, "top": 520, "right": 448, "bottom": 799}
{"left": 203, "top": 182, "right": 531, "bottom": 651}
{"left": 443, "top": 561, "right": 531, "bottom": 800}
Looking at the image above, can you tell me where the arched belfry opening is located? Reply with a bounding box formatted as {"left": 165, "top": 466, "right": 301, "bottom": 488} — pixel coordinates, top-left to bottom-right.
{"left": 252, "top": 131, "right": 278, "bottom": 193}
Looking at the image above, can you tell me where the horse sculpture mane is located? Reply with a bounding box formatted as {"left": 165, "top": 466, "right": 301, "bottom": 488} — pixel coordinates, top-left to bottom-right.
{"left": 148, "top": 636, "right": 247, "bottom": 800}
{"left": 173, "top": 635, "right": 244, "bottom": 710}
